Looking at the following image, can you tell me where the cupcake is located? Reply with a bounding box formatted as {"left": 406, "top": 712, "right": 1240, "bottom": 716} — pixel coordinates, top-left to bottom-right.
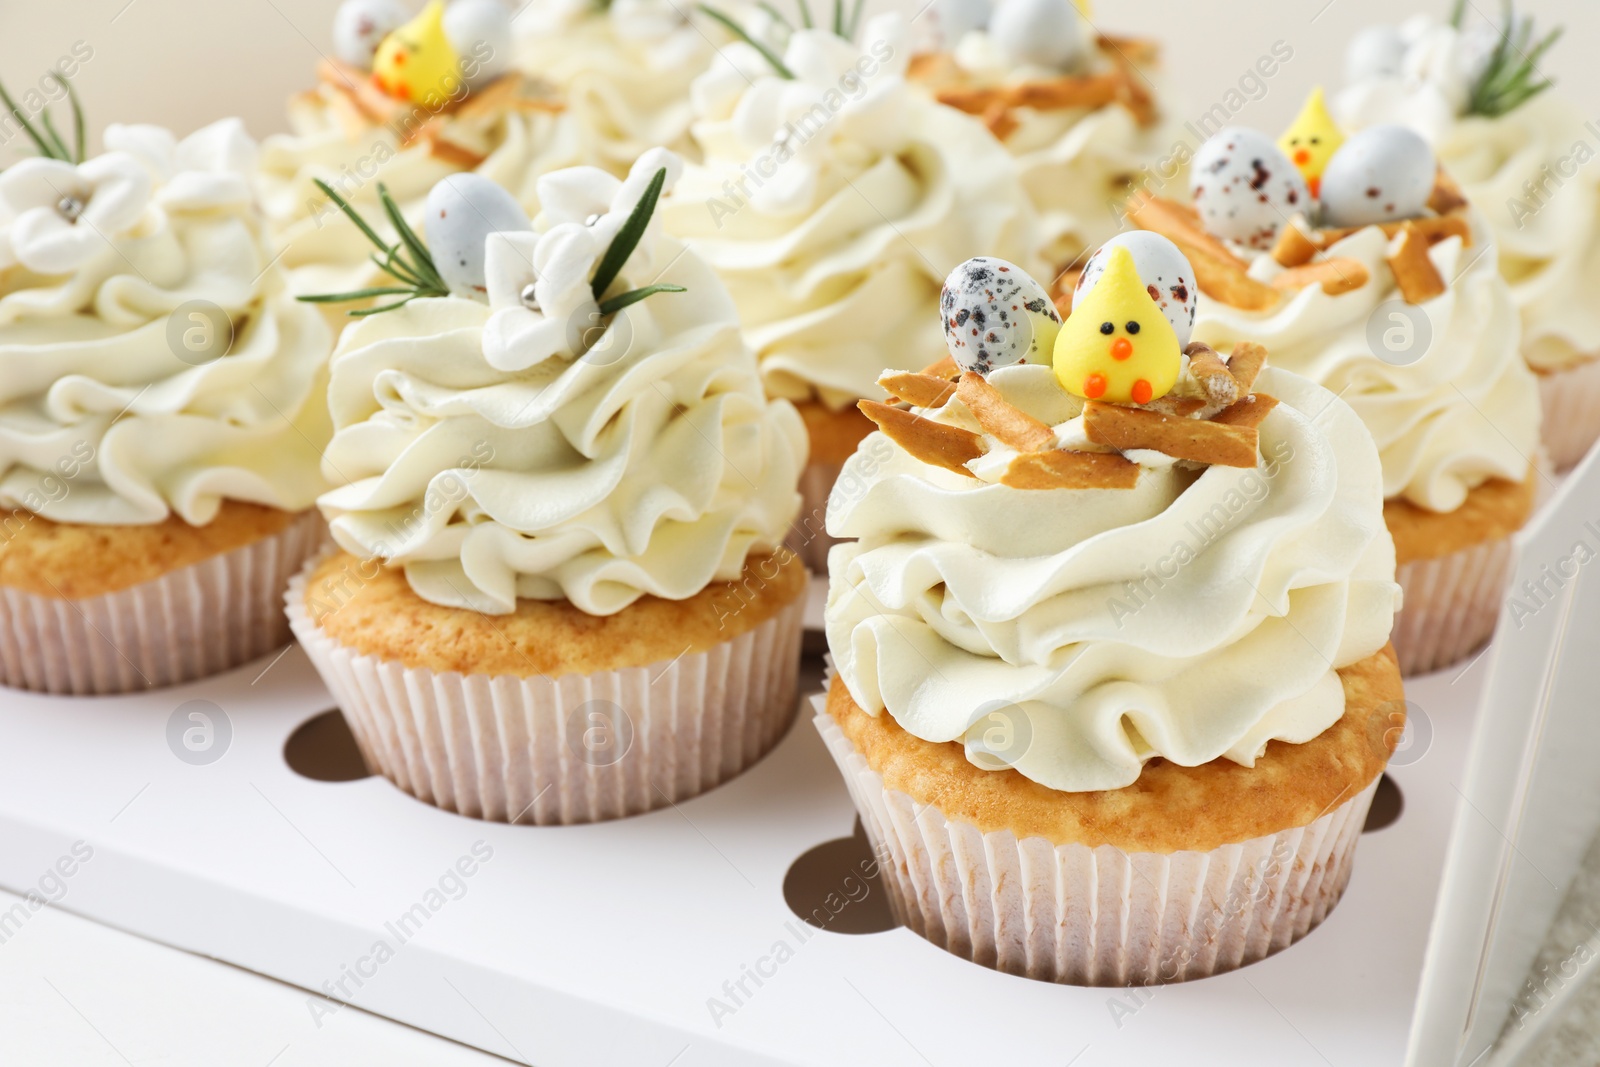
{"left": 287, "top": 150, "right": 808, "bottom": 825}
{"left": 907, "top": 0, "right": 1188, "bottom": 274}
{"left": 819, "top": 245, "right": 1403, "bottom": 985}
{"left": 1135, "top": 120, "right": 1541, "bottom": 675}
{"left": 0, "top": 108, "right": 333, "bottom": 694}
{"left": 512, "top": 0, "right": 720, "bottom": 175}
{"left": 661, "top": 13, "right": 1045, "bottom": 572}
{"left": 1335, "top": 7, "right": 1600, "bottom": 469}
{"left": 257, "top": 0, "right": 580, "bottom": 297}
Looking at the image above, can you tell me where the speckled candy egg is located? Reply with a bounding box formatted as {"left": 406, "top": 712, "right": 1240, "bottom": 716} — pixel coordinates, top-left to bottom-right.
{"left": 1344, "top": 25, "right": 1406, "bottom": 83}
{"left": 940, "top": 257, "right": 1061, "bottom": 376}
{"left": 989, "top": 0, "right": 1086, "bottom": 72}
{"left": 1073, "top": 232, "right": 1196, "bottom": 347}
{"left": 333, "top": 0, "right": 410, "bottom": 69}
{"left": 425, "top": 173, "right": 533, "bottom": 299}
{"left": 443, "top": 0, "right": 515, "bottom": 87}
{"left": 1190, "top": 127, "right": 1311, "bottom": 250}
{"left": 1319, "top": 124, "right": 1435, "bottom": 229}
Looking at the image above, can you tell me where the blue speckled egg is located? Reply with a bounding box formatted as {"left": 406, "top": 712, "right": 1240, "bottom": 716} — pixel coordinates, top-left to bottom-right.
{"left": 1190, "top": 127, "right": 1310, "bottom": 250}
{"left": 989, "top": 0, "right": 1086, "bottom": 71}
{"left": 1073, "top": 232, "right": 1196, "bottom": 347}
{"left": 940, "top": 257, "right": 1061, "bottom": 376}
{"left": 1319, "top": 124, "right": 1436, "bottom": 229}
{"left": 425, "top": 173, "right": 532, "bottom": 300}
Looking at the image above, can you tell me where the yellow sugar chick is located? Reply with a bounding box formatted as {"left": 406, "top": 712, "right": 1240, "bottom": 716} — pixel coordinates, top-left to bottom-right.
{"left": 1279, "top": 87, "right": 1345, "bottom": 199}
{"left": 1053, "top": 246, "right": 1180, "bottom": 406}
{"left": 372, "top": 1, "right": 461, "bottom": 104}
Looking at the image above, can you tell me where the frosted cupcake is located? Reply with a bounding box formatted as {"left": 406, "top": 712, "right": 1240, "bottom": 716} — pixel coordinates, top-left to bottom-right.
{"left": 513, "top": 0, "right": 722, "bottom": 174}
{"left": 820, "top": 244, "right": 1403, "bottom": 985}
{"left": 0, "top": 109, "right": 332, "bottom": 694}
{"left": 661, "top": 13, "right": 1045, "bottom": 571}
{"left": 1150, "top": 121, "right": 1541, "bottom": 675}
{"left": 257, "top": 0, "right": 580, "bottom": 297}
{"left": 907, "top": 0, "right": 1187, "bottom": 274}
{"left": 287, "top": 150, "right": 808, "bottom": 824}
{"left": 1334, "top": 7, "right": 1599, "bottom": 469}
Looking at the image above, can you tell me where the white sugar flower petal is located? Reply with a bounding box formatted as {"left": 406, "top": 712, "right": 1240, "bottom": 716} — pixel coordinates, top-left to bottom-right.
{"left": 78, "top": 153, "right": 153, "bottom": 234}
{"left": 0, "top": 158, "right": 83, "bottom": 214}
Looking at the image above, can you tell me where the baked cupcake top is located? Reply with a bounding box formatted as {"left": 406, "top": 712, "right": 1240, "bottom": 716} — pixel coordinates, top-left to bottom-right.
{"left": 661, "top": 13, "right": 1045, "bottom": 411}
{"left": 257, "top": 0, "right": 580, "bottom": 293}
{"left": 909, "top": 0, "right": 1187, "bottom": 267}
{"left": 1335, "top": 9, "right": 1598, "bottom": 373}
{"left": 311, "top": 149, "right": 805, "bottom": 615}
{"left": 1132, "top": 119, "right": 1540, "bottom": 513}
{"left": 0, "top": 116, "right": 332, "bottom": 526}
{"left": 826, "top": 247, "right": 1399, "bottom": 792}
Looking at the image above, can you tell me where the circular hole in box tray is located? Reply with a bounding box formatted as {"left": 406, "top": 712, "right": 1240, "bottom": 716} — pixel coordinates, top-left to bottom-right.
{"left": 284, "top": 709, "right": 374, "bottom": 782}
{"left": 783, "top": 818, "right": 899, "bottom": 935}
{"left": 1362, "top": 774, "right": 1403, "bottom": 832}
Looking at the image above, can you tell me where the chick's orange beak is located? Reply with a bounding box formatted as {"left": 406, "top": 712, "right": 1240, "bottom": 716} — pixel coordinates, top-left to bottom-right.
{"left": 1110, "top": 337, "right": 1133, "bottom": 361}
{"left": 1293, "top": 148, "right": 1312, "bottom": 166}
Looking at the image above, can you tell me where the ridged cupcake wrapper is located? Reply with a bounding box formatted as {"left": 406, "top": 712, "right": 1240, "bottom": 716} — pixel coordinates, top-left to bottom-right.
{"left": 1535, "top": 355, "right": 1600, "bottom": 472}
{"left": 815, "top": 705, "right": 1378, "bottom": 986}
{"left": 1392, "top": 535, "right": 1513, "bottom": 677}
{"left": 0, "top": 510, "right": 325, "bottom": 696}
{"left": 785, "top": 459, "right": 844, "bottom": 576}
{"left": 286, "top": 560, "right": 805, "bottom": 825}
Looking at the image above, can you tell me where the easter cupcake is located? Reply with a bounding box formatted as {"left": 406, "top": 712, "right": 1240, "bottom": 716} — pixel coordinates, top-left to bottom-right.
{"left": 819, "top": 244, "right": 1403, "bottom": 985}
{"left": 0, "top": 103, "right": 333, "bottom": 694}
{"left": 661, "top": 13, "right": 1045, "bottom": 571}
{"left": 1150, "top": 120, "right": 1540, "bottom": 675}
{"left": 907, "top": 0, "right": 1187, "bottom": 274}
{"left": 287, "top": 150, "right": 807, "bottom": 824}
{"left": 1334, "top": 6, "right": 1600, "bottom": 469}
{"left": 257, "top": 0, "right": 581, "bottom": 298}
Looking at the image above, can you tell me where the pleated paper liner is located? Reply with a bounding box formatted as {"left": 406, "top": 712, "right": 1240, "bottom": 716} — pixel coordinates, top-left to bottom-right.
{"left": 1391, "top": 535, "right": 1513, "bottom": 677}
{"left": 815, "top": 702, "right": 1379, "bottom": 986}
{"left": 286, "top": 559, "right": 805, "bottom": 825}
{"left": 1534, "top": 353, "right": 1600, "bottom": 473}
{"left": 0, "top": 509, "right": 325, "bottom": 696}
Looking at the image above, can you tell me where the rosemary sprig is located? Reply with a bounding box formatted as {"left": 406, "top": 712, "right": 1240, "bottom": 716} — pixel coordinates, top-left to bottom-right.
{"left": 699, "top": 4, "right": 795, "bottom": 79}
{"left": 296, "top": 180, "right": 450, "bottom": 316}
{"left": 755, "top": 1, "right": 794, "bottom": 33}
{"left": 598, "top": 283, "right": 685, "bottom": 316}
{"left": 0, "top": 70, "right": 85, "bottom": 163}
{"left": 1464, "top": 2, "right": 1562, "bottom": 118}
{"left": 590, "top": 166, "right": 672, "bottom": 303}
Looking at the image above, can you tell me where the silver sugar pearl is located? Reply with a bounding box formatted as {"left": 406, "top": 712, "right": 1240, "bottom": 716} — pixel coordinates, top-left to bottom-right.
{"left": 519, "top": 282, "right": 541, "bottom": 312}
{"left": 57, "top": 195, "right": 85, "bottom": 221}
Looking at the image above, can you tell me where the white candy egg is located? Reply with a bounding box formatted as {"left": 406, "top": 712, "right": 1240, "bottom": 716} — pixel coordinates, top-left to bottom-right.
{"left": 1344, "top": 25, "right": 1406, "bottom": 83}
{"left": 444, "top": 0, "right": 515, "bottom": 86}
{"left": 425, "top": 174, "right": 533, "bottom": 300}
{"left": 1190, "top": 127, "right": 1311, "bottom": 250}
{"left": 928, "top": 0, "right": 992, "bottom": 50}
{"left": 989, "top": 0, "right": 1086, "bottom": 72}
{"left": 1319, "top": 124, "right": 1435, "bottom": 228}
{"left": 333, "top": 0, "right": 410, "bottom": 69}
{"left": 940, "top": 257, "right": 1061, "bottom": 376}
{"left": 1073, "top": 232, "right": 1197, "bottom": 348}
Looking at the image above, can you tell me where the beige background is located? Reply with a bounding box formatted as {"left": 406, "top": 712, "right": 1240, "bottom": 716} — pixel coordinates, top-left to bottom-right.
{"left": 0, "top": 0, "right": 1593, "bottom": 150}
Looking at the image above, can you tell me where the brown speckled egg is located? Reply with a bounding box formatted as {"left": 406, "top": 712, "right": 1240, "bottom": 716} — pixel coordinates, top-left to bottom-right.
{"left": 1319, "top": 124, "right": 1435, "bottom": 229}
{"left": 1073, "top": 232, "right": 1196, "bottom": 347}
{"left": 940, "top": 257, "right": 1061, "bottom": 375}
{"left": 1190, "top": 126, "right": 1310, "bottom": 250}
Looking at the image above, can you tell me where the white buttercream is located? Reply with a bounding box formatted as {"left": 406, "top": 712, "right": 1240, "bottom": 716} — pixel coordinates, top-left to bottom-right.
{"left": 316, "top": 150, "right": 806, "bottom": 615}
{"left": 0, "top": 120, "right": 333, "bottom": 526}
{"left": 825, "top": 364, "right": 1399, "bottom": 792}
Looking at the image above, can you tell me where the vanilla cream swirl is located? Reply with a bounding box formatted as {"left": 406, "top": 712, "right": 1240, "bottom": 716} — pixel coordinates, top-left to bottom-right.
{"left": 825, "top": 365, "right": 1399, "bottom": 792}
{"left": 257, "top": 77, "right": 581, "bottom": 295}
{"left": 662, "top": 15, "right": 1044, "bottom": 410}
{"left": 317, "top": 151, "right": 805, "bottom": 615}
{"left": 944, "top": 31, "right": 1189, "bottom": 267}
{"left": 1336, "top": 18, "right": 1600, "bottom": 371}
{"left": 1193, "top": 209, "right": 1539, "bottom": 512}
{"left": 0, "top": 120, "right": 333, "bottom": 526}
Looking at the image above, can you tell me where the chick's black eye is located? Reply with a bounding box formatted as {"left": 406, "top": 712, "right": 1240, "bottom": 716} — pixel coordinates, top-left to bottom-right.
{"left": 1099, "top": 321, "right": 1115, "bottom": 335}
{"left": 1310, "top": 136, "right": 1320, "bottom": 145}
{"left": 1125, "top": 321, "right": 1140, "bottom": 334}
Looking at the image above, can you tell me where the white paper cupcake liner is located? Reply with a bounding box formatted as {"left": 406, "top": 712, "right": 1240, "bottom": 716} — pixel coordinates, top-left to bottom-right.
{"left": 0, "top": 510, "right": 325, "bottom": 696}
{"left": 785, "top": 459, "right": 844, "bottom": 575}
{"left": 286, "top": 561, "right": 805, "bottom": 825}
{"left": 815, "top": 703, "right": 1379, "bottom": 986}
{"left": 1535, "top": 354, "right": 1600, "bottom": 472}
{"left": 1392, "top": 534, "right": 1513, "bottom": 677}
